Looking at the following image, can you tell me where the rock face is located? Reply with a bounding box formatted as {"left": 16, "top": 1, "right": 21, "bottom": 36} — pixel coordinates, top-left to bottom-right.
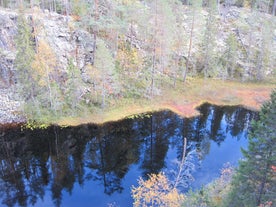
{"left": 36, "top": 11, "right": 95, "bottom": 71}
{"left": 0, "top": 8, "right": 95, "bottom": 124}
{"left": 0, "top": 8, "right": 95, "bottom": 87}
{"left": 0, "top": 10, "right": 17, "bottom": 88}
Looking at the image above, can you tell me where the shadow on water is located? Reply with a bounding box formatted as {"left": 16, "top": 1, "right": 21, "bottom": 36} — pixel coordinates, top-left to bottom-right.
{"left": 0, "top": 103, "right": 258, "bottom": 207}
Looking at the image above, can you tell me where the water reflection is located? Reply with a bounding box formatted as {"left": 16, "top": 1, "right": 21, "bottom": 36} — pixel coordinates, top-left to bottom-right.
{"left": 0, "top": 103, "right": 257, "bottom": 207}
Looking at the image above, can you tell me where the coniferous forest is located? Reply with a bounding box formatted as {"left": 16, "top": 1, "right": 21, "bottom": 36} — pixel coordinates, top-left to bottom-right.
{"left": 0, "top": 0, "right": 275, "bottom": 123}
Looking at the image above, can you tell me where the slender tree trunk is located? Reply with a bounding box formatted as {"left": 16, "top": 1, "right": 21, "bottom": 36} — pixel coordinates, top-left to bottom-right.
{"left": 30, "top": 12, "right": 38, "bottom": 53}
{"left": 183, "top": 10, "right": 195, "bottom": 83}
{"left": 53, "top": 0, "right": 57, "bottom": 13}
{"left": 91, "top": 0, "right": 99, "bottom": 66}
{"left": 102, "top": 80, "right": 106, "bottom": 108}
{"left": 151, "top": 46, "right": 156, "bottom": 97}
{"left": 173, "top": 56, "right": 177, "bottom": 88}
{"left": 204, "top": 39, "right": 210, "bottom": 78}
{"left": 151, "top": 0, "right": 158, "bottom": 98}
{"left": 66, "top": 0, "right": 70, "bottom": 21}
{"left": 203, "top": 9, "right": 213, "bottom": 78}
{"left": 92, "top": 32, "right": 97, "bottom": 65}
{"left": 114, "top": 31, "right": 118, "bottom": 56}
{"left": 46, "top": 66, "right": 53, "bottom": 111}
{"left": 173, "top": 137, "right": 187, "bottom": 189}
{"left": 256, "top": 38, "right": 264, "bottom": 80}
{"left": 150, "top": 116, "right": 153, "bottom": 168}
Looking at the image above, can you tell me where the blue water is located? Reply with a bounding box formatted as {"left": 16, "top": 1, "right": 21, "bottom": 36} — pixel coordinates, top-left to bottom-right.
{"left": 0, "top": 103, "right": 257, "bottom": 207}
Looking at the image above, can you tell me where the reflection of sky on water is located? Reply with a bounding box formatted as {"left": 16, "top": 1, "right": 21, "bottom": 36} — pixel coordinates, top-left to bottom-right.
{"left": 191, "top": 133, "right": 248, "bottom": 189}
{"left": 0, "top": 104, "right": 257, "bottom": 207}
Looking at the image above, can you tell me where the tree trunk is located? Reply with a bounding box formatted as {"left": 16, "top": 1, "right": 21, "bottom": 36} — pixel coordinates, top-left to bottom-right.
{"left": 173, "top": 56, "right": 178, "bottom": 88}
{"left": 102, "top": 81, "right": 106, "bottom": 108}
{"left": 91, "top": 0, "right": 99, "bottom": 66}
{"left": 173, "top": 137, "right": 187, "bottom": 189}
{"left": 92, "top": 32, "right": 97, "bottom": 65}
{"left": 151, "top": 46, "right": 156, "bottom": 98}
{"left": 46, "top": 66, "right": 54, "bottom": 111}
{"left": 151, "top": 0, "right": 158, "bottom": 98}
{"left": 183, "top": 9, "right": 195, "bottom": 83}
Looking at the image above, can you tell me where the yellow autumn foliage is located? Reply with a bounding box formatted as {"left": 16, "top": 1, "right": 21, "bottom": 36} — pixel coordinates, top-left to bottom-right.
{"left": 132, "top": 172, "right": 185, "bottom": 207}
{"left": 117, "top": 39, "right": 142, "bottom": 73}
{"left": 31, "top": 40, "right": 57, "bottom": 86}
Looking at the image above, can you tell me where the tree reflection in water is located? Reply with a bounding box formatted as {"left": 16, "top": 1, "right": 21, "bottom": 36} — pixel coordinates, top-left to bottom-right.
{"left": 0, "top": 103, "right": 257, "bottom": 207}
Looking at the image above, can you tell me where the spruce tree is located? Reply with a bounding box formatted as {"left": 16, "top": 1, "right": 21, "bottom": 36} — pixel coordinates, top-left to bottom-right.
{"left": 201, "top": 0, "right": 218, "bottom": 78}
{"left": 15, "top": 12, "right": 36, "bottom": 98}
{"left": 225, "top": 90, "right": 276, "bottom": 207}
{"left": 92, "top": 38, "right": 117, "bottom": 108}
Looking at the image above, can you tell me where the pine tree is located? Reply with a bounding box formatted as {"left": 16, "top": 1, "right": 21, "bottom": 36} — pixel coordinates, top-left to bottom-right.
{"left": 225, "top": 90, "right": 276, "bottom": 207}
{"left": 64, "top": 59, "right": 83, "bottom": 115}
{"left": 224, "top": 33, "right": 239, "bottom": 79}
{"left": 92, "top": 38, "right": 118, "bottom": 108}
{"left": 201, "top": 0, "right": 218, "bottom": 78}
{"left": 14, "top": 11, "right": 39, "bottom": 115}
{"left": 143, "top": 0, "right": 177, "bottom": 97}
{"left": 183, "top": 0, "right": 202, "bottom": 82}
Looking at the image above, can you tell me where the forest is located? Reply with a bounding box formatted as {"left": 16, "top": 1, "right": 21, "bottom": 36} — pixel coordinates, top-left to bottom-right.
{"left": 0, "top": 0, "right": 275, "bottom": 123}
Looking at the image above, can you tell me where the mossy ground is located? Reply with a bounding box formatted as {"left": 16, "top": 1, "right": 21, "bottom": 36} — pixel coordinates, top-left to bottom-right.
{"left": 58, "top": 78, "right": 275, "bottom": 126}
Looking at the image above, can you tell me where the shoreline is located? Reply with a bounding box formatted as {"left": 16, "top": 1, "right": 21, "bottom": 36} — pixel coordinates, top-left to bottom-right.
{"left": 1, "top": 79, "right": 274, "bottom": 128}
{"left": 57, "top": 79, "right": 274, "bottom": 126}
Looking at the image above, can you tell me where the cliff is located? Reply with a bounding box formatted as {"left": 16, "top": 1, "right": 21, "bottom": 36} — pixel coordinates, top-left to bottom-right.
{"left": 0, "top": 8, "right": 95, "bottom": 87}
{"left": 0, "top": 8, "right": 95, "bottom": 124}
{"left": 0, "top": 5, "right": 275, "bottom": 125}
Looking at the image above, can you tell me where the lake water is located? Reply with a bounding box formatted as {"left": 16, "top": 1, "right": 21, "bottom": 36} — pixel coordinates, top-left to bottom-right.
{"left": 0, "top": 103, "right": 258, "bottom": 207}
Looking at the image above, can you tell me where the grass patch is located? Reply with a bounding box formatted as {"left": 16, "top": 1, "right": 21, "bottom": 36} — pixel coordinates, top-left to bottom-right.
{"left": 57, "top": 78, "right": 274, "bottom": 126}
